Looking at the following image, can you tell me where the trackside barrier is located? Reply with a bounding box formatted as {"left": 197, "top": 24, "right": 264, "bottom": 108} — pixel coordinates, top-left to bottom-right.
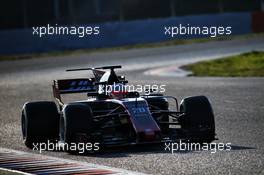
{"left": 0, "top": 12, "right": 263, "bottom": 55}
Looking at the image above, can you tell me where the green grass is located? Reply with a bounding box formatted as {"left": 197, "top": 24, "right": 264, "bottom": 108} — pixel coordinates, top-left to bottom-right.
{"left": 182, "top": 51, "right": 264, "bottom": 77}
{"left": 0, "top": 33, "right": 263, "bottom": 61}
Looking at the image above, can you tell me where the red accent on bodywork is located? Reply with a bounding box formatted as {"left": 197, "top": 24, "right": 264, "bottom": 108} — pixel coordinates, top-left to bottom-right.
{"left": 119, "top": 99, "right": 161, "bottom": 142}
{"left": 111, "top": 91, "right": 129, "bottom": 95}
{"left": 143, "top": 130, "right": 156, "bottom": 141}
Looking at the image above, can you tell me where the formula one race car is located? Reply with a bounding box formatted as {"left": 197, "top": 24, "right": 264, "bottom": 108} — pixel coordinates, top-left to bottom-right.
{"left": 21, "top": 65, "right": 216, "bottom": 153}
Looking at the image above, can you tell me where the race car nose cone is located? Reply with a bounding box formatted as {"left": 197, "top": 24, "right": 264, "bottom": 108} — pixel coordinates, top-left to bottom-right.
{"left": 143, "top": 129, "right": 155, "bottom": 141}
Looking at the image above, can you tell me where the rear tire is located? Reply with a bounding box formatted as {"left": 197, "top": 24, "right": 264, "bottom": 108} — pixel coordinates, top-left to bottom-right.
{"left": 21, "top": 101, "right": 60, "bottom": 149}
{"left": 180, "top": 96, "right": 215, "bottom": 143}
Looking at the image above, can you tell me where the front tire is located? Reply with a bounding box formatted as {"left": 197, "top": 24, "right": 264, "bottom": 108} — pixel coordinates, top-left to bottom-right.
{"left": 180, "top": 96, "right": 215, "bottom": 143}
{"left": 62, "top": 103, "right": 93, "bottom": 154}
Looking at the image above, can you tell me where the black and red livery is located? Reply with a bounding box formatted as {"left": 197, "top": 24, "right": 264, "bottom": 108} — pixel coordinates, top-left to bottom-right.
{"left": 21, "top": 65, "right": 216, "bottom": 152}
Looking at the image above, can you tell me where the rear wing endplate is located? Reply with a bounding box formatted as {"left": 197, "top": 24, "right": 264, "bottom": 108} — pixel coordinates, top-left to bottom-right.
{"left": 52, "top": 78, "right": 96, "bottom": 105}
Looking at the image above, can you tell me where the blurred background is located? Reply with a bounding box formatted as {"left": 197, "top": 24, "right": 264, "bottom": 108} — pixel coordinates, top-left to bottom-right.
{"left": 1, "top": 0, "right": 263, "bottom": 29}
{"left": 0, "top": 0, "right": 263, "bottom": 54}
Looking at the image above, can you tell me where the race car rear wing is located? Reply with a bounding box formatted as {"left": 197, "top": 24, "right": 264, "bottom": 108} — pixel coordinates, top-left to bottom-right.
{"left": 52, "top": 78, "right": 96, "bottom": 105}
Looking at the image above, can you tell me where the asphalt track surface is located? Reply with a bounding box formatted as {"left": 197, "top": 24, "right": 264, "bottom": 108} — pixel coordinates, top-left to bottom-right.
{"left": 0, "top": 37, "right": 264, "bottom": 174}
